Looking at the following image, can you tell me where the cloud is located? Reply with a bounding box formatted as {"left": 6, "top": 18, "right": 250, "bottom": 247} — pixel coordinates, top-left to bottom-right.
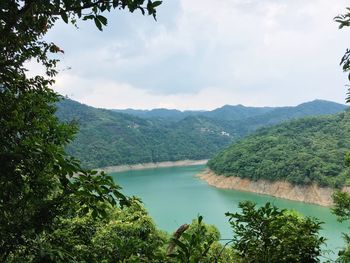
{"left": 46, "top": 0, "right": 350, "bottom": 109}
{"left": 55, "top": 71, "right": 345, "bottom": 110}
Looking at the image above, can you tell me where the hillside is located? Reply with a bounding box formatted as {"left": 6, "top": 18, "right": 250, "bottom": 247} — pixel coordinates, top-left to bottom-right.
{"left": 208, "top": 110, "right": 350, "bottom": 188}
{"left": 56, "top": 99, "right": 347, "bottom": 169}
{"left": 56, "top": 99, "right": 234, "bottom": 168}
{"left": 232, "top": 100, "right": 348, "bottom": 136}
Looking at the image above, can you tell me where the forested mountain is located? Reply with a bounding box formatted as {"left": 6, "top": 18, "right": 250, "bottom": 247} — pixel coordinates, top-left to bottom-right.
{"left": 114, "top": 100, "right": 344, "bottom": 123}
{"left": 208, "top": 110, "right": 350, "bottom": 188}
{"left": 231, "top": 100, "right": 348, "bottom": 136}
{"left": 114, "top": 104, "right": 274, "bottom": 121}
{"left": 56, "top": 99, "right": 234, "bottom": 168}
{"left": 112, "top": 108, "right": 196, "bottom": 121}
{"left": 202, "top": 104, "right": 274, "bottom": 121}
{"left": 56, "top": 99, "right": 347, "bottom": 168}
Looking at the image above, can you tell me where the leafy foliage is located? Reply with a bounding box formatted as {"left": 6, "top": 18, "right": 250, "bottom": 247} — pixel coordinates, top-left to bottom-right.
{"left": 332, "top": 191, "right": 350, "bottom": 262}
{"left": 209, "top": 110, "right": 350, "bottom": 187}
{"left": 334, "top": 7, "right": 350, "bottom": 102}
{"left": 333, "top": 191, "right": 350, "bottom": 222}
{"left": 1, "top": 1, "right": 348, "bottom": 262}
{"left": 329, "top": 7, "right": 350, "bottom": 263}
{"left": 0, "top": 0, "right": 161, "bottom": 261}
{"left": 167, "top": 216, "right": 236, "bottom": 263}
{"left": 226, "top": 201, "right": 325, "bottom": 263}
{"left": 0, "top": 87, "right": 131, "bottom": 261}
{"left": 7, "top": 200, "right": 167, "bottom": 262}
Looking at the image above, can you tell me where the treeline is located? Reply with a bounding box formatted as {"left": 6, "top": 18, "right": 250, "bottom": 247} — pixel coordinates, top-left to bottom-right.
{"left": 6, "top": 197, "right": 326, "bottom": 263}
{"left": 208, "top": 110, "right": 350, "bottom": 187}
{"left": 56, "top": 99, "right": 347, "bottom": 168}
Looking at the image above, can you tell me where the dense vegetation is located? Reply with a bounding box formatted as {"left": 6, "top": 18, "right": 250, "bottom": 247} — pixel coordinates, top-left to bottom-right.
{"left": 208, "top": 110, "right": 350, "bottom": 187}
{"left": 57, "top": 99, "right": 233, "bottom": 168}
{"left": 1, "top": 0, "right": 349, "bottom": 262}
{"left": 57, "top": 98, "right": 346, "bottom": 168}
{"left": 226, "top": 201, "right": 325, "bottom": 263}
{"left": 0, "top": 0, "right": 161, "bottom": 261}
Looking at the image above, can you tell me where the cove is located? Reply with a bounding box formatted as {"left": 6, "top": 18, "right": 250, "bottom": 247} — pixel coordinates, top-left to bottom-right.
{"left": 110, "top": 164, "right": 348, "bottom": 261}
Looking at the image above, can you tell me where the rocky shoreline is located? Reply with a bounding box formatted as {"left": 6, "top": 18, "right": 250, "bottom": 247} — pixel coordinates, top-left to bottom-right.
{"left": 98, "top": 159, "right": 208, "bottom": 173}
{"left": 197, "top": 169, "right": 345, "bottom": 207}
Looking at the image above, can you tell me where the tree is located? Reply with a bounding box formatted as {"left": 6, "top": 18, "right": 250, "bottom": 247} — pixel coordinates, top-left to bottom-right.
{"left": 166, "top": 216, "right": 236, "bottom": 263}
{"left": 331, "top": 191, "right": 350, "bottom": 262}
{"left": 331, "top": 154, "right": 350, "bottom": 262}
{"left": 0, "top": 0, "right": 161, "bottom": 261}
{"left": 226, "top": 201, "right": 325, "bottom": 263}
{"left": 334, "top": 8, "right": 350, "bottom": 102}
{"left": 330, "top": 7, "right": 350, "bottom": 263}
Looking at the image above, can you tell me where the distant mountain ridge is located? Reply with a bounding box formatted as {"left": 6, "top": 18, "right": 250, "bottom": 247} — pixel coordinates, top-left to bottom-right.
{"left": 113, "top": 104, "right": 275, "bottom": 121}
{"left": 113, "top": 100, "right": 346, "bottom": 121}
{"left": 56, "top": 99, "right": 347, "bottom": 168}
{"left": 230, "top": 100, "right": 348, "bottom": 136}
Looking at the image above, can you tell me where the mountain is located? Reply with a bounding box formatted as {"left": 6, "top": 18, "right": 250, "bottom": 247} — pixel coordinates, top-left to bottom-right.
{"left": 112, "top": 108, "right": 195, "bottom": 121}
{"left": 202, "top": 104, "right": 274, "bottom": 121}
{"left": 208, "top": 110, "right": 350, "bottom": 188}
{"left": 56, "top": 99, "right": 234, "bottom": 168}
{"left": 113, "top": 104, "right": 275, "bottom": 121}
{"left": 231, "top": 100, "right": 348, "bottom": 136}
{"left": 114, "top": 99, "right": 347, "bottom": 125}
{"left": 56, "top": 98, "right": 347, "bottom": 169}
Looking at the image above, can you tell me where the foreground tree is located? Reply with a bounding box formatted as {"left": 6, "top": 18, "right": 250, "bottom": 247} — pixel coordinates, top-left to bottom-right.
{"left": 6, "top": 200, "right": 167, "bottom": 262}
{"left": 166, "top": 216, "right": 236, "bottom": 263}
{"left": 330, "top": 7, "right": 350, "bottom": 263}
{"left": 332, "top": 191, "right": 350, "bottom": 262}
{"left": 226, "top": 201, "right": 325, "bottom": 263}
{"left": 0, "top": 0, "right": 161, "bottom": 261}
{"left": 335, "top": 7, "right": 350, "bottom": 102}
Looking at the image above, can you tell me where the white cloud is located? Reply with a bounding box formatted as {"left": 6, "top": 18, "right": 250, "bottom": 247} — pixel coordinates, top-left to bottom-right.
{"left": 55, "top": 71, "right": 347, "bottom": 110}
{"left": 45, "top": 0, "right": 350, "bottom": 109}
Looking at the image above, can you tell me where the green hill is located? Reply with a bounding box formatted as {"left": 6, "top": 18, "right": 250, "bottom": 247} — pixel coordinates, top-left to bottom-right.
{"left": 208, "top": 110, "right": 350, "bottom": 188}
{"left": 56, "top": 99, "right": 234, "bottom": 168}
{"left": 231, "top": 100, "right": 348, "bottom": 136}
{"left": 56, "top": 98, "right": 347, "bottom": 169}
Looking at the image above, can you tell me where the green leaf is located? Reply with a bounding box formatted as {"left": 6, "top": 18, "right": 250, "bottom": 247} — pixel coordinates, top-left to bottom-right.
{"left": 60, "top": 12, "right": 69, "bottom": 23}
{"left": 83, "top": 15, "right": 95, "bottom": 21}
{"left": 94, "top": 17, "right": 103, "bottom": 31}
{"left": 172, "top": 238, "right": 188, "bottom": 254}
{"left": 152, "top": 1, "right": 162, "bottom": 8}
{"left": 138, "top": 6, "right": 145, "bottom": 15}
{"left": 97, "top": 15, "right": 108, "bottom": 26}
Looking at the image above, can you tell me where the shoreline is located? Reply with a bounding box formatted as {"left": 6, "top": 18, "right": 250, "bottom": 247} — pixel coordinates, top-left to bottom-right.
{"left": 97, "top": 159, "right": 208, "bottom": 173}
{"left": 197, "top": 169, "right": 341, "bottom": 207}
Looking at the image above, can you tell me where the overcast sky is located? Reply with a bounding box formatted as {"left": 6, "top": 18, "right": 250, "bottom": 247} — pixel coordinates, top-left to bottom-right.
{"left": 45, "top": 0, "right": 350, "bottom": 110}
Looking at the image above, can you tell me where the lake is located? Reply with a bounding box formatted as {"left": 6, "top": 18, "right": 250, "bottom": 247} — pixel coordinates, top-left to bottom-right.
{"left": 111, "top": 164, "right": 348, "bottom": 261}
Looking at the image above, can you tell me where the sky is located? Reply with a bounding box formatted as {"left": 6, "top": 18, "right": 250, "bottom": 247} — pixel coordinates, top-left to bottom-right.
{"left": 43, "top": 0, "right": 350, "bottom": 110}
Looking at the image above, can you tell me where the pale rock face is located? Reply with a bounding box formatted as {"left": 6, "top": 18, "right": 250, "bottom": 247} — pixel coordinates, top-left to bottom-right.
{"left": 98, "top": 160, "right": 208, "bottom": 173}
{"left": 197, "top": 169, "right": 348, "bottom": 207}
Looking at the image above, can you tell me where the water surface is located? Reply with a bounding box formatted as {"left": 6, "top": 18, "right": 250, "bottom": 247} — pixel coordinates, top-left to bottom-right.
{"left": 111, "top": 165, "right": 348, "bottom": 261}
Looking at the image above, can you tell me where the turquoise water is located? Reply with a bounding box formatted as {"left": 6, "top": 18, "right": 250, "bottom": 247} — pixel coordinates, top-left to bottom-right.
{"left": 111, "top": 165, "right": 348, "bottom": 261}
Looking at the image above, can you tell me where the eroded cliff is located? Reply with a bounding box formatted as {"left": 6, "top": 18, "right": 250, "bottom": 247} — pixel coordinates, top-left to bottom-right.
{"left": 197, "top": 169, "right": 347, "bottom": 206}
